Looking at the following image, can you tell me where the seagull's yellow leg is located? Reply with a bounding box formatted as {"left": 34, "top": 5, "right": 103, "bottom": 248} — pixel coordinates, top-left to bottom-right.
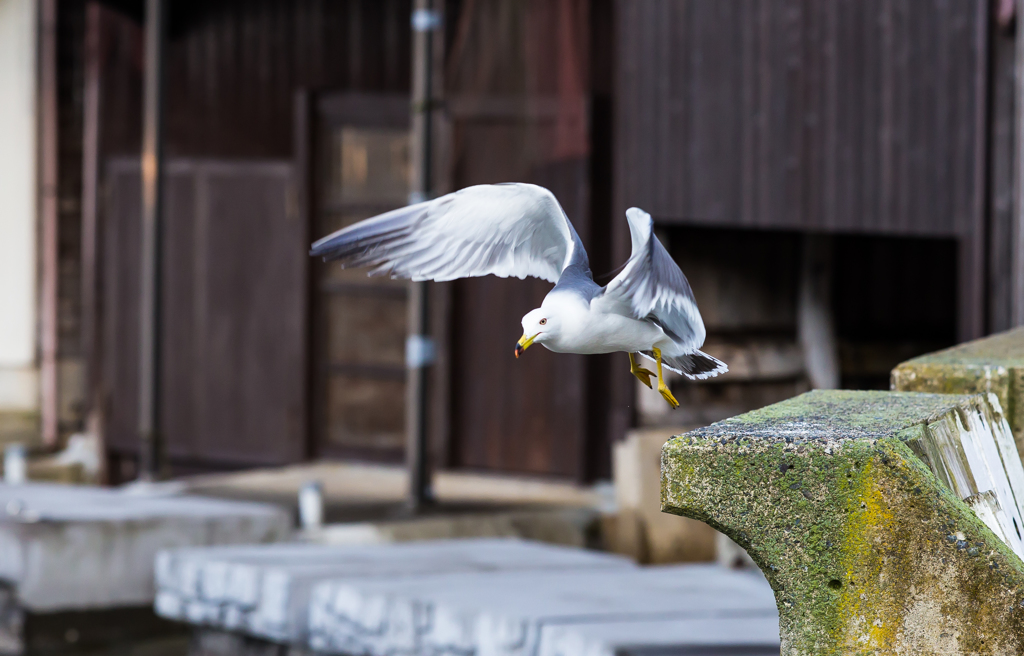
{"left": 629, "top": 353, "right": 656, "bottom": 389}
{"left": 653, "top": 347, "right": 679, "bottom": 409}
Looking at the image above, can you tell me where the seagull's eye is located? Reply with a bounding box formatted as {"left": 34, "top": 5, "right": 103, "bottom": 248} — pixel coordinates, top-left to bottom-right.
{"left": 539, "top": 318, "right": 547, "bottom": 326}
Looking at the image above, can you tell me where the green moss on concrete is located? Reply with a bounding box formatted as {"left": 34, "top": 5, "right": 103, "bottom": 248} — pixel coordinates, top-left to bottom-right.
{"left": 662, "top": 390, "right": 1024, "bottom": 655}
{"left": 899, "top": 328, "right": 1024, "bottom": 367}
{"left": 892, "top": 327, "right": 1024, "bottom": 455}
{"left": 694, "top": 390, "right": 965, "bottom": 444}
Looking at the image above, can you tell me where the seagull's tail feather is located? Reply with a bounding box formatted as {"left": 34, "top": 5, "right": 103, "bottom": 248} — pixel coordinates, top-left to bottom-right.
{"left": 637, "top": 350, "right": 728, "bottom": 381}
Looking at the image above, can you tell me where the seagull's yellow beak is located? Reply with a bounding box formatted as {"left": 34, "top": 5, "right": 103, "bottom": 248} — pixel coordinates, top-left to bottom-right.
{"left": 515, "top": 333, "right": 539, "bottom": 358}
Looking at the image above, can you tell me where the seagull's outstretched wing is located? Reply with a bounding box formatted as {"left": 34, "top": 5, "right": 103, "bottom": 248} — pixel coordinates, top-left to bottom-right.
{"left": 599, "top": 208, "right": 725, "bottom": 379}
{"left": 598, "top": 207, "right": 708, "bottom": 352}
{"left": 310, "top": 183, "right": 587, "bottom": 283}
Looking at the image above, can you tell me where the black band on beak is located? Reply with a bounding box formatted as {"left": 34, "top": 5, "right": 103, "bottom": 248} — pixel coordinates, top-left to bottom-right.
{"left": 515, "top": 333, "right": 538, "bottom": 358}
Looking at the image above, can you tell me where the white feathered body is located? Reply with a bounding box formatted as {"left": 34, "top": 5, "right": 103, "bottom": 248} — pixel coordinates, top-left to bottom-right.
{"left": 539, "top": 290, "right": 672, "bottom": 355}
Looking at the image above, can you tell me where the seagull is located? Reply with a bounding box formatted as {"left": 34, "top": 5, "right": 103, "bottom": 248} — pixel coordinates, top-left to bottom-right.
{"left": 310, "top": 183, "right": 727, "bottom": 408}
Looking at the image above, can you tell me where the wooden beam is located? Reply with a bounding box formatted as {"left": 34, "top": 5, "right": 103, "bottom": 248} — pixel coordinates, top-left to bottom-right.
{"left": 294, "top": 90, "right": 314, "bottom": 463}
{"left": 1015, "top": 0, "right": 1024, "bottom": 326}
{"left": 81, "top": 3, "right": 104, "bottom": 471}
{"left": 798, "top": 235, "right": 840, "bottom": 389}
{"left": 958, "top": 0, "right": 990, "bottom": 342}
{"left": 38, "top": 0, "right": 59, "bottom": 448}
{"left": 988, "top": 15, "right": 1017, "bottom": 333}
{"left": 138, "top": 0, "right": 167, "bottom": 479}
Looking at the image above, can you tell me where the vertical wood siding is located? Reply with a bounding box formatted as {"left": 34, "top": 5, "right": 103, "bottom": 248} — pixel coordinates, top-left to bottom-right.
{"left": 93, "top": 0, "right": 411, "bottom": 470}
{"left": 615, "top": 0, "right": 988, "bottom": 238}
{"left": 445, "top": 0, "right": 599, "bottom": 479}
{"left": 99, "top": 0, "right": 412, "bottom": 159}
{"left": 103, "top": 159, "right": 306, "bottom": 466}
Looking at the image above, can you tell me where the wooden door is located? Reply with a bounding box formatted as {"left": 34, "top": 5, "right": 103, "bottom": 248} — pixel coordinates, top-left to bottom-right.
{"left": 309, "top": 93, "right": 412, "bottom": 461}
{"left": 440, "top": 0, "right": 607, "bottom": 480}
{"left": 103, "top": 158, "right": 307, "bottom": 471}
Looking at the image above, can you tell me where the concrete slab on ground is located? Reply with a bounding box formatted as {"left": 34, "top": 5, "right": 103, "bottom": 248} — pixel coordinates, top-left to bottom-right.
{"left": 306, "top": 506, "right": 601, "bottom": 549}
{"left": 156, "top": 538, "right": 634, "bottom": 646}
{"left": 308, "top": 563, "right": 778, "bottom": 656}
{"left": 536, "top": 616, "right": 781, "bottom": 656}
{"left": 0, "top": 483, "right": 289, "bottom": 612}
{"left": 175, "top": 462, "right": 608, "bottom": 524}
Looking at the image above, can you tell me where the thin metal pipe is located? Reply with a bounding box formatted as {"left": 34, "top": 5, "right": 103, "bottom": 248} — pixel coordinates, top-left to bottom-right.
{"left": 82, "top": 2, "right": 102, "bottom": 429}
{"left": 38, "top": 0, "right": 59, "bottom": 448}
{"left": 138, "top": 0, "right": 167, "bottom": 479}
{"left": 406, "top": 0, "right": 439, "bottom": 510}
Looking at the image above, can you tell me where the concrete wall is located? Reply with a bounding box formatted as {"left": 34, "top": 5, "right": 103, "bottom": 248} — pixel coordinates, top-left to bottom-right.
{"left": 0, "top": 0, "right": 38, "bottom": 415}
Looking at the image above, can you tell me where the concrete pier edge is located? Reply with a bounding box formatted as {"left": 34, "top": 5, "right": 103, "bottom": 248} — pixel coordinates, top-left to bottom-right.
{"left": 661, "top": 390, "right": 1024, "bottom": 655}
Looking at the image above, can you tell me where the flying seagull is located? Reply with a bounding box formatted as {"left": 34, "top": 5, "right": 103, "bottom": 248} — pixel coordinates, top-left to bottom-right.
{"left": 310, "top": 183, "right": 726, "bottom": 408}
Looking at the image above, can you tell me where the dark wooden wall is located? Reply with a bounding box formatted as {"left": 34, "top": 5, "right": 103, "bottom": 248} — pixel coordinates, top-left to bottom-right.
{"left": 96, "top": 0, "right": 412, "bottom": 159}
{"left": 444, "top": 0, "right": 620, "bottom": 480}
{"left": 103, "top": 160, "right": 306, "bottom": 468}
{"left": 988, "top": 14, "right": 1018, "bottom": 334}
{"left": 615, "top": 0, "right": 989, "bottom": 339}
{"left": 90, "top": 0, "right": 413, "bottom": 474}
{"left": 615, "top": 0, "right": 988, "bottom": 236}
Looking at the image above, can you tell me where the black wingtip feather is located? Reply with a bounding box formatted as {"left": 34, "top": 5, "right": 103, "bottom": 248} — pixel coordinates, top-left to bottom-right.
{"left": 638, "top": 349, "right": 728, "bottom": 381}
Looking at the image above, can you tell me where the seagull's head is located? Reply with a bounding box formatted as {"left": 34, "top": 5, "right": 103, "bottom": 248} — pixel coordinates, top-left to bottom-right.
{"left": 515, "top": 308, "right": 557, "bottom": 358}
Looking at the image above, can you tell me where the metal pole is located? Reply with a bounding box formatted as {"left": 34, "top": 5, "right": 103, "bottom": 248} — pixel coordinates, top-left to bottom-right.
{"left": 406, "top": 0, "right": 439, "bottom": 510}
{"left": 138, "top": 0, "right": 167, "bottom": 480}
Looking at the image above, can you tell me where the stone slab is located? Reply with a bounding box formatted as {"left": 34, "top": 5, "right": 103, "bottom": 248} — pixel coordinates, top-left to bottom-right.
{"left": 662, "top": 390, "right": 1024, "bottom": 655}
{"left": 306, "top": 507, "right": 602, "bottom": 549}
{"left": 180, "top": 462, "right": 604, "bottom": 524}
{"left": 156, "top": 538, "right": 634, "bottom": 645}
{"left": 892, "top": 326, "right": 1024, "bottom": 452}
{"left": 536, "top": 616, "right": 781, "bottom": 656}
{"left": 686, "top": 390, "right": 1024, "bottom": 559}
{"left": 308, "top": 563, "right": 778, "bottom": 656}
{"left": 0, "top": 483, "right": 289, "bottom": 612}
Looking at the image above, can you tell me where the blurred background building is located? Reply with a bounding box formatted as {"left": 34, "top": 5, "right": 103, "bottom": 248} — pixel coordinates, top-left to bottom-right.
{"left": 0, "top": 0, "right": 1021, "bottom": 489}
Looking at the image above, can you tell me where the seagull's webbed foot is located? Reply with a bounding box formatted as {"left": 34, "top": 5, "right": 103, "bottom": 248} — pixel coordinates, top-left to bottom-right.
{"left": 628, "top": 353, "right": 656, "bottom": 389}
{"left": 652, "top": 348, "right": 680, "bottom": 409}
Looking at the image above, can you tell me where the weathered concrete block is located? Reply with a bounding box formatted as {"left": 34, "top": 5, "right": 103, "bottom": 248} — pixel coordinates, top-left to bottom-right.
{"left": 611, "top": 428, "right": 717, "bottom": 563}
{"left": 535, "top": 615, "right": 781, "bottom": 656}
{"left": 308, "top": 564, "right": 778, "bottom": 656}
{"left": 0, "top": 483, "right": 289, "bottom": 612}
{"left": 157, "top": 538, "right": 633, "bottom": 646}
{"left": 661, "top": 390, "right": 1024, "bottom": 655}
{"left": 892, "top": 326, "right": 1024, "bottom": 452}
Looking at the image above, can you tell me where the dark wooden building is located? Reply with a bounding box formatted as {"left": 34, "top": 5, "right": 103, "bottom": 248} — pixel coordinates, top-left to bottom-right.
{"left": 42, "top": 0, "right": 1021, "bottom": 482}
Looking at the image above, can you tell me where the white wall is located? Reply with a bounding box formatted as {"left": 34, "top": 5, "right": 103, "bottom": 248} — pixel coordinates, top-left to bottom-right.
{"left": 0, "top": 0, "right": 38, "bottom": 410}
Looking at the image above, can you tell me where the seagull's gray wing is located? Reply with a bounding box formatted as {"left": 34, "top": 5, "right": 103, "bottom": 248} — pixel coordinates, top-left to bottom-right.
{"left": 596, "top": 207, "right": 706, "bottom": 350}
{"left": 310, "top": 183, "right": 588, "bottom": 283}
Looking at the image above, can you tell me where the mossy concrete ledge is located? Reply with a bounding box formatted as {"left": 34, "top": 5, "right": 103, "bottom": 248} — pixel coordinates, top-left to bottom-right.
{"left": 661, "top": 390, "right": 1024, "bottom": 655}
{"left": 892, "top": 327, "right": 1024, "bottom": 453}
